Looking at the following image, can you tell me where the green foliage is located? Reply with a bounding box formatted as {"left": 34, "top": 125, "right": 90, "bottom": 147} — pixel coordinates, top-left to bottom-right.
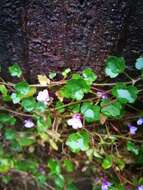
{"left": 0, "top": 85, "right": 10, "bottom": 101}
{"left": 66, "top": 131, "right": 90, "bottom": 153}
{"left": 105, "top": 56, "right": 126, "bottom": 78}
{"left": 60, "top": 78, "right": 90, "bottom": 100}
{"left": 62, "top": 68, "right": 71, "bottom": 78}
{"left": 0, "top": 113, "right": 16, "bottom": 125}
{"left": 0, "top": 158, "right": 14, "bottom": 173}
{"left": 112, "top": 83, "right": 138, "bottom": 104}
{"left": 102, "top": 155, "right": 113, "bottom": 169}
{"left": 8, "top": 64, "right": 22, "bottom": 78}
{"left": 81, "top": 102, "right": 100, "bottom": 122}
{"left": 63, "top": 160, "right": 75, "bottom": 173}
{"left": 0, "top": 56, "right": 142, "bottom": 189}
{"left": 49, "top": 72, "right": 57, "bottom": 79}
{"left": 127, "top": 141, "right": 139, "bottom": 156}
{"left": 82, "top": 68, "right": 97, "bottom": 85}
{"left": 101, "top": 100, "right": 123, "bottom": 118}
{"left": 135, "top": 57, "right": 143, "bottom": 70}
{"left": 21, "top": 97, "right": 36, "bottom": 112}
{"left": 56, "top": 101, "right": 65, "bottom": 113}
{"left": 15, "top": 81, "right": 30, "bottom": 96}
{"left": 36, "top": 115, "right": 51, "bottom": 132}
{"left": 48, "top": 159, "right": 61, "bottom": 175}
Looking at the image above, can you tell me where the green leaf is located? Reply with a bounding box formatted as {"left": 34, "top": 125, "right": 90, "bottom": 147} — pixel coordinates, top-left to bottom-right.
{"left": 67, "top": 183, "right": 79, "bottom": 190}
{"left": 11, "top": 93, "right": 21, "bottom": 104}
{"left": 55, "top": 101, "right": 65, "bottom": 113}
{"left": 127, "top": 141, "right": 139, "bottom": 156}
{"left": 0, "top": 158, "right": 14, "bottom": 173}
{"left": 115, "top": 158, "right": 125, "bottom": 171}
{"left": 62, "top": 68, "right": 71, "bottom": 78}
{"left": 63, "top": 160, "right": 75, "bottom": 173}
{"left": 135, "top": 57, "right": 143, "bottom": 70}
{"left": 15, "top": 81, "right": 30, "bottom": 96}
{"left": 81, "top": 102, "right": 100, "bottom": 122}
{"left": 54, "top": 174, "right": 65, "bottom": 189}
{"left": 0, "top": 113, "right": 16, "bottom": 125}
{"left": 68, "top": 104, "right": 80, "bottom": 113}
{"left": 21, "top": 97, "right": 36, "bottom": 112}
{"left": 35, "top": 173, "right": 47, "bottom": 187}
{"left": 82, "top": 68, "right": 97, "bottom": 85}
{"left": 35, "top": 102, "right": 46, "bottom": 112}
{"left": 49, "top": 72, "right": 57, "bottom": 79}
{"left": 0, "top": 85, "right": 11, "bottom": 101}
{"left": 17, "top": 135, "right": 35, "bottom": 147}
{"left": 1, "top": 175, "right": 12, "bottom": 185}
{"left": 4, "top": 129, "right": 17, "bottom": 140}
{"left": 105, "top": 56, "right": 126, "bottom": 78}
{"left": 102, "top": 155, "right": 113, "bottom": 169}
{"left": 36, "top": 115, "right": 51, "bottom": 132}
{"left": 60, "top": 79, "right": 90, "bottom": 100}
{"left": 8, "top": 64, "right": 22, "bottom": 78}
{"left": 16, "top": 160, "right": 38, "bottom": 174}
{"left": 72, "top": 74, "right": 81, "bottom": 80}
{"left": 112, "top": 83, "right": 138, "bottom": 104}
{"left": 66, "top": 131, "right": 90, "bottom": 153}
{"left": 0, "top": 85, "right": 8, "bottom": 97}
{"left": 47, "top": 159, "right": 61, "bottom": 175}
{"left": 101, "top": 100, "right": 123, "bottom": 118}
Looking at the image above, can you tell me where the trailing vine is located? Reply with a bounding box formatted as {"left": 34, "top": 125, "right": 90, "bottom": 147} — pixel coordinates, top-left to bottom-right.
{"left": 0, "top": 56, "right": 143, "bottom": 190}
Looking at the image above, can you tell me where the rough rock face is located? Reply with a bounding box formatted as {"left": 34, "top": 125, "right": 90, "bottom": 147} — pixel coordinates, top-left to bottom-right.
{"left": 0, "top": 0, "right": 143, "bottom": 81}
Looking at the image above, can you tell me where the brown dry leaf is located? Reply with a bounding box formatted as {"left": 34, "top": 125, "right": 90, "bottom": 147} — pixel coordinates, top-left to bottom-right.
{"left": 55, "top": 90, "right": 64, "bottom": 102}
{"left": 37, "top": 74, "right": 50, "bottom": 85}
{"left": 100, "top": 113, "right": 107, "bottom": 125}
{"left": 48, "top": 138, "right": 58, "bottom": 150}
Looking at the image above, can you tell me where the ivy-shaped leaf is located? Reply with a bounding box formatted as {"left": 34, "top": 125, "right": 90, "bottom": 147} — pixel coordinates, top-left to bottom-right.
{"left": 101, "top": 100, "right": 123, "bottom": 118}
{"left": 8, "top": 64, "right": 22, "bottom": 78}
{"left": 15, "top": 81, "right": 30, "bottom": 96}
{"left": 112, "top": 83, "right": 138, "bottom": 104}
{"left": 105, "top": 56, "right": 126, "bottom": 78}
{"left": 81, "top": 102, "right": 100, "bottom": 122}
{"left": 82, "top": 68, "right": 97, "bottom": 85}
{"left": 21, "top": 97, "right": 36, "bottom": 112}
{"left": 60, "top": 79, "right": 90, "bottom": 100}
{"left": 66, "top": 131, "right": 90, "bottom": 153}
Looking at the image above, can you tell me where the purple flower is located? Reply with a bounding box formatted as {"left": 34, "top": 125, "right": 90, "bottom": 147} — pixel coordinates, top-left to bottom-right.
{"left": 128, "top": 124, "right": 138, "bottom": 135}
{"left": 137, "top": 185, "right": 143, "bottom": 190}
{"left": 101, "top": 179, "right": 112, "bottom": 190}
{"left": 24, "top": 119, "right": 34, "bottom": 128}
{"left": 137, "top": 118, "right": 143, "bottom": 126}
{"left": 36, "top": 89, "right": 50, "bottom": 105}
{"left": 67, "top": 114, "right": 83, "bottom": 129}
{"left": 97, "top": 92, "right": 108, "bottom": 99}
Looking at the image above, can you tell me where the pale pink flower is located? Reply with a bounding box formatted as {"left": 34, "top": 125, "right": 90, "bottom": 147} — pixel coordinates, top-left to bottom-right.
{"left": 36, "top": 89, "right": 50, "bottom": 105}
{"left": 24, "top": 119, "right": 34, "bottom": 128}
{"left": 67, "top": 114, "right": 83, "bottom": 129}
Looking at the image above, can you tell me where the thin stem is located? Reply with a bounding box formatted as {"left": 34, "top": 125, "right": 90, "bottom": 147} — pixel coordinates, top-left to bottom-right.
{"left": 0, "top": 107, "right": 34, "bottom": 118}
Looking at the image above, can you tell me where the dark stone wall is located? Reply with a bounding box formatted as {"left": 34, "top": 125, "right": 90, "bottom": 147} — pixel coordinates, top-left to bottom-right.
{"left": 0, "top": 0, "right": 143, "bottom": 82}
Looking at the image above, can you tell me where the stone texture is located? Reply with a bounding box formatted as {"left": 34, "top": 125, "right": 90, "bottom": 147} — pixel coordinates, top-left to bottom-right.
{"left": 0, "top": 0, "right": 143, "bottom": 81}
